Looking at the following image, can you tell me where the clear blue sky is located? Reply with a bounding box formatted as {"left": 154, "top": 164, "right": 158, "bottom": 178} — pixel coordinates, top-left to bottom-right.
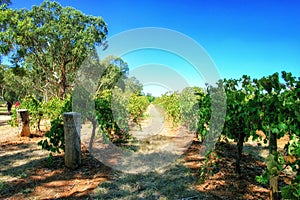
{"left": 9, "top": 0, "right": 300, "bottom": 95}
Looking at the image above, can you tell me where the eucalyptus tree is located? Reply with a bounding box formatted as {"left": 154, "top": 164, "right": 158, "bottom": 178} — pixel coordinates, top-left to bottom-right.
{"left": 95, "top": 56, "right": 129, "bottom": 94}
{"left": 0, "top": 64, "right": 36, "bottom": 101}
{"left": 0, "top": 0, "right": 107, "bottom": 98}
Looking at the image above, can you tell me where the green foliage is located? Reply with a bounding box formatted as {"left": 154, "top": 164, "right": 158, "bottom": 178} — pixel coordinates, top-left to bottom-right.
{"left": 146, "top": 93, "right": 155, "bottom": 103}
{"left": 256, "top": 141, "right": 300, "bottom": 199}
{"left": 38, "top": 118, "right": 64, "bottom": 153}
{"left": 281, "top": 176, "right": 300, "bottom": 200}
{"left": 8, "top": 108, "right": 17, "bottom": 126}
{"left": 154, "top": 91, "right": 181, "bottom": 127}
{"left": 37, "top": 96, "right": 71, "bottom": 154}
{"left": 287, "top": 135, "right": 300, "bottom": 160}
{"left": 255, "top": 172, "right": 269, "bottom": 185}
{"left": 154, "top": 86, "right": 220, "bottom": 143}
{"left": 128, "top": 94, "right": 150, "bottom": 126}
{"left": 72, "top": 55, "right": 136, "bottom": 145}
{"left": 0, "top": 0, "right": 107, "bottom": 98}
{"left": 153, "top": 71, "right": 299, "bottom": 189}
{"left": 198, "top": 151, "right": 218, "bottom": 184}
{"left": 92, "top": 86, "right": 150, "bottom": 144}
{"left": 153, "top": 71, "right": 298, "bottom": 194}
{"left": 96, "top": 56, "right": 129, "bottom": 93}
{"left": 42, "top": 96, "right": 71, "bottom": 120}
{"left": 280, "top": 134, "right": 300, "bottom": 199}
{"left": 94, "top": 89, "right": 131, "bottom": 144}
{"left": 179, "top": 87, "right": 200, "bottom": 131}
{"left": 194, "top": 87, "right": 211, "bottom": 142}
{"left": 10, "top": 95, "right": 71, "bottom": 130}
{"left": 0, "top": 65, "right": 35, "bottom": 102}
{"left": 256, "top": 72, "right": 299, "bottom": 199}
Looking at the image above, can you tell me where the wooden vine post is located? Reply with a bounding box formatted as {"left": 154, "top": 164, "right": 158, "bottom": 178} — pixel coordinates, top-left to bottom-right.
{"left": 270, "top": 175, "right": 279, "bottom": 200}
{"left": 63, "top": 112, "right": 81, "bottom": 169}
{"left": 269, "top": 131, "right": 279, "bottom": 200}
{"left": 17, "top": 109, "right": 31, "bottom": 137}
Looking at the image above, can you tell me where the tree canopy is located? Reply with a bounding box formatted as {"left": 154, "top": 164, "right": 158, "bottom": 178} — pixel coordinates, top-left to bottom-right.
{"left": 0, "top": 0, "right": 108, "bottom": 98}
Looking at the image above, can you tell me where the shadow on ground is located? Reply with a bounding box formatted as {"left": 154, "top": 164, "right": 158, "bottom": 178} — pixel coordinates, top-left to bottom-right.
{"left": 0, "top": 142, "right": 111, "bottom": 199}
{"left": 93, "top": 160, "right": 211, "bottom": 200}
{"left": 0, "top": 133, "right": 274, "bottom": 200}
{"left": 190, "top": 141, "right": 270, "bottom": 200}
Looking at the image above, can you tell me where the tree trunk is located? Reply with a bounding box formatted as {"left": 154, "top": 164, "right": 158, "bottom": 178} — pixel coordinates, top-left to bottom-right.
{"left": 37, "top": 112, "right": 43, "bottom": 132}
{"left": 1, "top": 87, "right": 4, "bottom": 98}
{"left": 63, "top": 112, "right": 81, "bottom": 169}
{"left": 17, "top": 109, "right": 31, "bottom": 137}
{"left": 58, "top": 82, "right": 67, "bottom": 99}
{"left": 269, "top": 129, "right": 277, "bottom": 154}
{"left": 58, "top": 68, "right": 67, "bottom": 99}
{"left": 236, "top": 131, "right": 245, "bottom": 174}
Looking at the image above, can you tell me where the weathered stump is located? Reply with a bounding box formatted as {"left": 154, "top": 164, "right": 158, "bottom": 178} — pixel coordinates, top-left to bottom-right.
{"left": 17, "top": 109, "right": 31, "bottom": 137}
{"left": 63, "top": 112, "right": 81, "bottom": 169}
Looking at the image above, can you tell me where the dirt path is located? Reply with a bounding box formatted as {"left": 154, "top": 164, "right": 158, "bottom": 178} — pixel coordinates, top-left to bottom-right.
{"left": 125, "top": 104, "right": 195, "bottom": 173}
{"left": 88, "top": 105, "right": 212, "bottom": 199}
{"left": 0, "top": 115, "right": 11, "bottom": 125}
{"left": 0, "top": 115, "right": 19, "bottom": 144}
{"left": 81, "top": 104, "right": 195, "bottom": 174}
{"left": 129, "top": 104, "right": 165, "bottom": 139}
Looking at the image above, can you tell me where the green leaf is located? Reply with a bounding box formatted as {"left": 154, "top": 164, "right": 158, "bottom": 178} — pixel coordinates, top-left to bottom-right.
{"left": 271, "top": 128, "right": 279, "bottom": 134}
{"left": 255, "top": 174, "right": 269, "bottom": 184}
{"left": 278, "top": 123, "right": 287, "bottom": 131}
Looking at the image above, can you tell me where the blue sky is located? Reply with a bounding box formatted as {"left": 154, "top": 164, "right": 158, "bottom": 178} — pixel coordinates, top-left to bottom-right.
{"left": 9, "top": 0, "right": 300, "bottom": 95}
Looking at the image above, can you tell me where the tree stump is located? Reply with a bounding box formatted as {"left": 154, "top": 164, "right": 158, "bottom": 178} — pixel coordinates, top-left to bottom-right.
{"left": 17, "top": 109, "right": 31, "bottom": 137}
{"left": 63, "top": 112, "right": 81, "bottom": 169}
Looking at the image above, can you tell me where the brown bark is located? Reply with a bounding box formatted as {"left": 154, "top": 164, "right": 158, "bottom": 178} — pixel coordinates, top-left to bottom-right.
{"left": 58, "top": 74, "right": 67, "bottom": 99}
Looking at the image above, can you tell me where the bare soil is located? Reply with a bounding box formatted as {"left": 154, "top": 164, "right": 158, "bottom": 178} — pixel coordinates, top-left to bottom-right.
{"left": 0, "top": 117, "right": 111, "bottom": 200}
{"left": 0, "top": 111, "right": 290, "bottom": 199}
